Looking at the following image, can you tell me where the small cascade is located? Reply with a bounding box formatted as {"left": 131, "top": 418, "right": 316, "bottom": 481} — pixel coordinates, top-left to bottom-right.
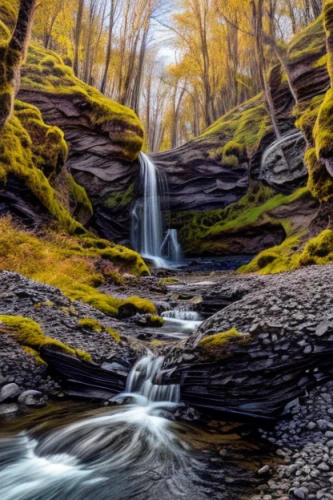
{"left": 162, "top": 309, "right": 201, "bottom": 321}
{"left": 161, "top": 229, "right": 183, "bottom": 264}
{"left": 131, "top": 153, "right": 183, "bottom": 267}
{"left": 126, "top": 354, "right": 180, "bottom": 403}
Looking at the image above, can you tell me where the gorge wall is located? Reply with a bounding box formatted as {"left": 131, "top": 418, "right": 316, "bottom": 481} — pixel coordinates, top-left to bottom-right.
{"left": 2, "top": 5, "right": 333, "bottom": 266}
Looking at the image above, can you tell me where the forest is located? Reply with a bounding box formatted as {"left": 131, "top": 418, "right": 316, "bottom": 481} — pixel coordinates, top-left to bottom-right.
{"left": 1, "top": 0, "right": 333, "bottom": 499}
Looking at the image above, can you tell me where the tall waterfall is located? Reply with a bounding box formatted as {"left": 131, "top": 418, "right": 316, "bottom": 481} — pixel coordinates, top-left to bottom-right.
{"left": 131, "top": 153, "right": 183, "bottom": 267}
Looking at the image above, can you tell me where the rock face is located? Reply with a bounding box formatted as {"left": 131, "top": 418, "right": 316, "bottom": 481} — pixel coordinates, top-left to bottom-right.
{"left": 19, "top": 89, "right": 141, "bottom": 243}
{"left": 159, "top": 265, "right": 333, "bottom": 420}
{"left": 0, "top": 271, "right": 138, "bottom": 396}
{"left": 258, "top": 131, "right": 307, "bottom": 193}
{"left": 152, "top": 138, "right": 249, "bottom": 213}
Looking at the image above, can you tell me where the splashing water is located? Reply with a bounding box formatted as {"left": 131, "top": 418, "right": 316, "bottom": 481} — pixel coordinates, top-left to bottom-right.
{"left": 131, "top": 153, "right": 183, "bottom": 268}
{"left": 162, "top": 310, "right": 201, "bottom": 321}
{"left": 0, "top": 354, "right": 218, "bottom": 500}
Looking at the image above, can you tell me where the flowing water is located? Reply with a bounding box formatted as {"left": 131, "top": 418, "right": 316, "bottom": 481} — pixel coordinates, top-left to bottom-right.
{"left": 161, "top": 309, "right": 202, "bottom": 339}
{"left": 131, "top": 153, "right": 182, "bottom": 268}
{"left": 0, "top": 354, "right": 277, "bottom": 500}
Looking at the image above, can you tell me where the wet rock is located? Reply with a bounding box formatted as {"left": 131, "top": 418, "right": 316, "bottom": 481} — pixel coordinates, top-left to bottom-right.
{"left": 18, "top": 390, "right": 46, "bottom": 407}
{"left": 0, "top": 383, "right": 20, "bottom": 402}
{"left": 0, "top": 403, "right": 18, "bottom": 415}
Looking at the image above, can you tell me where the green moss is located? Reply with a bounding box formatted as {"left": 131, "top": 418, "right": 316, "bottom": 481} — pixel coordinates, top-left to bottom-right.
{"left": 287, "top": 14, "right": 325, "bottom": 65}
{"left": 106, "top": 184, "right": 134, "bottom": 209}
{"left": 148, "top": 315, "right": 165, "bottom": 327}
{"left": 21, "top": 45, "right": 144, "bottom": 161}
{"left": 158, "top": 277, "right": 180, "bottom": 285}
{"left": 33, "top": 301, "right": 54, "bottom": 309}
{"left": 202, "top": 95, "right": 270, "bottom": 154}
{"left": 105, "top": 327, "right": 121, "bottom": 342}
{"left": 66, "top": 173, "right": 93, "bottom": 215}
{"left": 0, "top": 110, "right": 85, "bottom": 234}
{"left": 299, "top": 229, "right": 333, "bottom": 265}
{"left": 78, "top": 318, "right": 103, "bottom": 333}
{"left": 198, "top": 328, "right": 249, "bottom": 359}
{"left": 173, "top": 184, "right": 308, "bottom": 255}
{"left": 0, "top": 315, "right": 91, "bottom": 362}
{"left": 75, "top": 349, "right": 93, "bottom": 363}
{"left": 240, "top": 228, "right": 333, "bottom": 275}
{"left": 0, "top": 217, "right": 153, "bottom": 318}
{"left": 122, "top": 296, "right": 157, "bottom": 315}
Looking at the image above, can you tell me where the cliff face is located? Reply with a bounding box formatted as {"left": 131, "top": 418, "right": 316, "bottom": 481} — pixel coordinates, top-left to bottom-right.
{"left": 162, "top": 15, "right": 329, "bottom": 259}
{"left": 18, "top": 45, "right": 144, "bottom": 243}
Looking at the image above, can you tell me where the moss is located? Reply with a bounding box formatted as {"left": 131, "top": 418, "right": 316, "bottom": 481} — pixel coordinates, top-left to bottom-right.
{"left": 240, "top": 227, "right": 333, "bottom": 275}
{"left": 33, "top": 301, "right": 55, "bottom": 309}
{"left": 198, "top": 328, "right": 249, "bottom": 359}
{"left": 299, "top": 229, "right": 333, "bottom": 265}
{"left": 287, "top": 14, "right": 325, "bottom": 65}
{"left": 148, "top": 315, "right": 165, "bottom": 327}
{"left": 78, "top": 318, "right": 103, "bottom": 333}
{"left": 106, "top": 184, "right": 134, "bottom": 209}
{"left": 22, "top": 346, "right": 46, "bottom": 365}
{"left": 21, "top": 45, "right": 143, "bottom": 161}
{"left": 202, "top": 94, "right": 270, "bottom": 154}
{"left": 0, "top": 217, "right": 154, "bottom": 318}
{"left": 105, "top": 327, "right": 121, "bottom": 342}
{"left": 66, "top": 173, "right": 93, "bottom": 215}
{"left": 173, "top": 184, "right": 308, "bottom": 255}
{"left": 122, "top": 296, "right": 157, "bottom": 315}
{"left": 0, "top": 315, "right": 91, "bottom": 362}
{"left": 158, "top": 277, "right": 180, "bottom": 285}
{"left": 75, "top": 349, "right": 93, "bottom": 363}
{"left": 0, "top": 108, "right": 85, "bottom": 234}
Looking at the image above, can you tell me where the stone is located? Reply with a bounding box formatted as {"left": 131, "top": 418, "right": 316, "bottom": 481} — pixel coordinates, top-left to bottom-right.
{"left": 258, "top": 465, "right": 270, "bottom": 475}
{"left": 18, "top": 390, "right": 46, "bottom": 407}
{"left": 0, "top": 403, "right": 18, "bottom": 415}
{"left": 0, "top": 383, "right": 20, "bottom": 402}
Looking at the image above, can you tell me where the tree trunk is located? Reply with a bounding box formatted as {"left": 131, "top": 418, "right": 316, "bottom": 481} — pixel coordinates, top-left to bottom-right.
{"left": 101, "top": 1, "right": 116, "bottom": 94}
{"left": 74, "top": 0, "right": 84, "bottom": 77}
{"left": 251, "top": 0, "right": 281, "bottom": 139}
{"left": 0, "top": 0, "right": 37, "bottom": 128}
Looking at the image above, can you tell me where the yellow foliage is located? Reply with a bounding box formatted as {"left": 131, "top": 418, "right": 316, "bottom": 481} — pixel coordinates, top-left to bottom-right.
{"left": 0, "top": 217, "right": 153, "bottom": 317}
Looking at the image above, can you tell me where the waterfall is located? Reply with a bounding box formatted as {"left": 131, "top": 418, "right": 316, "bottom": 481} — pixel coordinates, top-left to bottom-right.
{"left": 161, "top": 229, "right": 183, "bottom": 264}
{"left": 162, "top": 310, "right": 201, "bottom": 321}
{"left": 131, "top": 153, "right": 182, "bottom": 267}
{"left": 125, "top": 353, "right": 180, "bottom": 403}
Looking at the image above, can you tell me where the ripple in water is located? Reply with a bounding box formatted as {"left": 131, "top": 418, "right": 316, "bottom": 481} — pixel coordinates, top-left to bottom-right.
{"left": 0, "top": 355, "right": 226, "bottom": 500}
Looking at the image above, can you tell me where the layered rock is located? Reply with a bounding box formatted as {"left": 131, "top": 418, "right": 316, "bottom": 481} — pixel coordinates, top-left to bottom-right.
{"left": 18, "top": 45, "right": 144, "bottom": 242}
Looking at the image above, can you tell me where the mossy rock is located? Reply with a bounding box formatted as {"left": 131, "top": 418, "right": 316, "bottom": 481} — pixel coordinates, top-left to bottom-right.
{"left": 21, "top": 45, "right": 144, "bottom": 161}
{"left": 0, "top": 314, "right": 92, "bottom": 363}
{"left": 198, "top": 328, "right": 250, "bottom": 360}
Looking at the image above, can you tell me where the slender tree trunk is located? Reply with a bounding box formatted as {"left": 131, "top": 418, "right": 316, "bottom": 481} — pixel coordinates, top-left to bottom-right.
{"left": 252, "top": 0, "right": 281, "bottom": 139}
{"left": 101, "top": 1, "right": 116, "bottom": 94}
{"left": 74, "top": 0, "right": 84, "bottom": 76}
{"left": 287, "top": 0, "right": 297, "bottom": 33}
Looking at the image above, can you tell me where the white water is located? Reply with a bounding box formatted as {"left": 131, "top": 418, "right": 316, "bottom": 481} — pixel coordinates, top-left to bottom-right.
{"left": 0, "top": 354, "right": 207, "bottom": 500}
{"left": 162, "top": 310, "right": 201, "bottom": 321}
{"left": 131, "top": 153, "right": 183, "bottom": 268}
{"left": 125, "top": 353, "right": 180, "bottom": 403}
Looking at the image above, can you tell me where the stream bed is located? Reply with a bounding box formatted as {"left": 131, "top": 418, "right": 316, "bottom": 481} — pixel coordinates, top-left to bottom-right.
{"left": 0, "top": 399, "right": 278, "bottom": 500}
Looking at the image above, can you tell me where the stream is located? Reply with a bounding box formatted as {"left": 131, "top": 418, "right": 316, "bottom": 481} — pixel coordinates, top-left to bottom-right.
{"left": 0, "top": 352, "right": 277, "bottom": 500}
